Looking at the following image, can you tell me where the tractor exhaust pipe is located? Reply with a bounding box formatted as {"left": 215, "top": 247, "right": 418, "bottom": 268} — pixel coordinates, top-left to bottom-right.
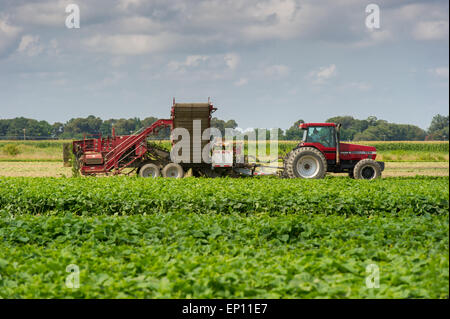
{"left": 336, "top": 123, "right": 341, "bottom": 166}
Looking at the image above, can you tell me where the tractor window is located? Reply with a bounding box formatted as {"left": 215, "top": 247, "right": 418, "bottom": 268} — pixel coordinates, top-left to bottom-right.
{"left": 301, "top": 129, "right": 307, "bottom": 142}
{"left": 306, "top": 127, "right": 335, "bottom": 148}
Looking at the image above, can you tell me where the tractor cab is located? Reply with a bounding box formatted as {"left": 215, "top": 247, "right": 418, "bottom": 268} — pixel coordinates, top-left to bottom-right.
{"left": 299, "top": 123, "right": 337, "bottom": 148}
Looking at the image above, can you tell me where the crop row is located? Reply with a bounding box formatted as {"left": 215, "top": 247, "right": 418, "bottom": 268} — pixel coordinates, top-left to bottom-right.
{"left": 355, "top": 142, "right": 449, "bottom": 152}
{"left": 0, "top": 176, "right": 448, "bottom": 298}
{"left": 2, "top": 140, "right": 447, "bottom": 153}
{"left": 0, "top": 176, "right": 447, "bottom": 216}
{"left": 0, "top": 211, "right": 448, "bottom": 298}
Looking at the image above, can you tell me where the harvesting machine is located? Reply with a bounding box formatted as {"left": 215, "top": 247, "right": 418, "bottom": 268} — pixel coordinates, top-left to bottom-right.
{"left": 72, "top": 100, "right": 384, "bottom": 179}
{"left": 72, "top": 100, "right": 257, "bottom": 178}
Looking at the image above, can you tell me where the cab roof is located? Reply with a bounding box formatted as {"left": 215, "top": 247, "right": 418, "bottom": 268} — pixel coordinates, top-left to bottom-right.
{"left": 299, "top": 123, "right": 336, "bottom": 129}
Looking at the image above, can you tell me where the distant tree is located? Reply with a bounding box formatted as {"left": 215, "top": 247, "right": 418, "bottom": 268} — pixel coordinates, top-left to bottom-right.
{"left": 224, "top": 119, "right": 238, "bottom": 129}
{"left": 275, "top": 128, "right": 285, "bottom": 140}
{"left": 211, "top": 117, "right": 239, "bottom": 137}
{"left": 210, "top": 117, "right": 226, "bottom": 135}
{"left": 427, "top": 114, "right": 449, "bottom": 140}
{"left": 324, "top": 115, "right": 426, "bottom": 141}
{"left": 366, "top": 116, "right": 378, "bottom": 126}
{"left": 52, "top": 122, "right": 64, "bottom": 137}
{"left": 0, "top": 117, "right": 52, "bottom": 139}
{"left": 1, "top": 113, "right": 438, "bottom": 142}
{"left": 100, "top": 119, "right": 115, "bottom": 136}
{"left": 61, "top": 115, "right": 103, "bottom": 139}
{"left": 325, "top": 116, "right": 369, "bottom": 141}
{"left": 285, "top": 119, "right": 305, "bottom": 140}
{"left": 141, "top": 117, "right": 159, "bottom": 128}
{"left": 112, "top": 118, "right": 141, "bottom": 135}
{"left": 354, "top": 123, "right": 426, "bottom": 141}
{"left": 140, "top": 117, "right": 169, "bottom": 139}
{"left": 0, "top": 121, "right": 7, "bottom": 136}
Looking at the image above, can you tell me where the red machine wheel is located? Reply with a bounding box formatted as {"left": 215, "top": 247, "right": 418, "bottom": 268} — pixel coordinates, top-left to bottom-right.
{"left": 162, "top": 163, "right": 184, "bottom": 178}
{"left": 139, "top": 163, "right": 161, "bottom": 178}
{"left": 353, "top": 159, "right": 381, "bottom": 180}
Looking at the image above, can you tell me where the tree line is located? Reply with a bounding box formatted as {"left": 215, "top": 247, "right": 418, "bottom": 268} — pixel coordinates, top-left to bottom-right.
{"left": 0, "top": 114, "right": 448, "bottom": 141}
{"left": 0, "top": 116, "right": 240, "bottom": 140}
{"left": 283, "top": 114, "right": 449, "bottom": 141}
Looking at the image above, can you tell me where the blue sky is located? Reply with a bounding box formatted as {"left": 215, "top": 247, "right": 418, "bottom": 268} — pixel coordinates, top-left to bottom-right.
{"left": 0, "top": 0, "right": 448, "bottom": 130}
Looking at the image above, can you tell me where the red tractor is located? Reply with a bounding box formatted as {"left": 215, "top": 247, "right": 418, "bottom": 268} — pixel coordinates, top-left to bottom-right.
{"left": 283, "top": 123, "right": 384, "bottom": 179}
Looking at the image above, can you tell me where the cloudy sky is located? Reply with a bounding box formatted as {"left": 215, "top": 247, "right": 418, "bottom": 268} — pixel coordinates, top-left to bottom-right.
{"left": 0, "top": 0, "right": 448, "bottom": 130}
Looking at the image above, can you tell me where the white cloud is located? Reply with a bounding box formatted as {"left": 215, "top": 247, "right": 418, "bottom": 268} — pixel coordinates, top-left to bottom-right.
{"left": 87, "top": 72, "right": 124, "bottom": 91}
{"left": 341, "top": 82, "right": 372, "bottom": 91}
{"left": 413, "top": 20, "right": 449, "bottom": 40}
{"left": 396, "top": 3, "right": 427, "bottom": 20}
{"left": 117, "top": 0, "right": 144, "bottom": 11}
{"left": 167, "top": 53, "right": 241, "bottom": 78}
{"left": 117, "top": 16, "right": 162, "bottom": 33}
{"left": 5, "top": 0, "right": 448, "bottom": 59}
{"left": 19, "top": 71, "right": 67, "bottom": 86}
{"left": 353, "top": 29, "right": 393, "bottom": 48}
{"left": 17, "top": 35, "right": 43, "bottom": 56}
{"left": 240, "top": 0, "right": 305, "bottom": 41}
{"left": 0, "top": 17, "right": 20, "bottom": 37}
{"left": 308, "top": 64, "right": 337, "bottom": 85}
{"left": 168, "top": 55, "right": 210, "bottom": 72}
{"left": 185, "top": 55, "right": 209, "bottom": 67}
{"left": 393, "top": 3, "right": 449, "bottom": 41}
{"left": 13, "top": 0, "right": 118, "bottom": 28}
{"left": 234, "top": 78, "right": 248, "bottom": 86}
{"left": 48, "top": 39, "right": 61, "bottom": 56}
{"left": 110, "top": 56, "right": 127, "bottom": 68}
{"left": 83, "top": 33, "right": 180, "bottom": 55}
{"left": 264, "top": 64, "right": 290, "bottom": 78}
{"left": 224, "top": 53, "right": 240, "bottom": 70}
{"left": 99, "top": 72, "right": 124, "bottom": 88}
{"left": 0, "top": 17, "right": 21, "bottom": 54}
{"left": 14, "top": 1, "right": 67, "bottom": 27}
{"left": 430, "top": 67, "right": 449, "bottom": 79}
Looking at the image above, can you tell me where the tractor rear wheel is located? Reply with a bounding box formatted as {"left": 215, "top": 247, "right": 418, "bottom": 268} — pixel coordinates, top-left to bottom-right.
{"left": 284, "top": 147, "right": 327, "bottom": 179}
{"left": 162, "top": 163, "right": 184, "bottom": 178}
{"left": 139, "top": 163, "right": 160, "bottom": 178}
{"left": 282, "top": 150, "right": 293, "bottom": 178}
{"left": 353, "top": 159, "right": 381, "bottom": 180}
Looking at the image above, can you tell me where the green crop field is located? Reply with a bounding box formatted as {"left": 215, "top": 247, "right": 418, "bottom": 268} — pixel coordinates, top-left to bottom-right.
{"left": 0, "top": 140, "right": 69, "bottom": 162}
{"left": 0, "top": 176, "right": 448, "bottom": 298}
{"left": 354, "top": 141, "right": 449, "bottom": 152}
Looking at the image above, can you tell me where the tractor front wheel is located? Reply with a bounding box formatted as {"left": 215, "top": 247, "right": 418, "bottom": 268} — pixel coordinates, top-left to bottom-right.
{"left": 284, "top": 147, "right": 327, "bottom": 179}
{"left": 353, "top": 159, "right": 381, "bottom": 180}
